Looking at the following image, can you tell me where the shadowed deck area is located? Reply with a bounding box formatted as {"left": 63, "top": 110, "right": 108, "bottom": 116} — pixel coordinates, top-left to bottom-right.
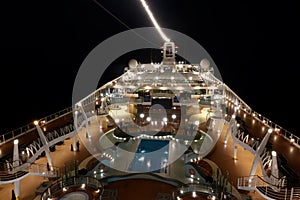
{"left": 104, "top": 178, "right": 177, "bottom": 200}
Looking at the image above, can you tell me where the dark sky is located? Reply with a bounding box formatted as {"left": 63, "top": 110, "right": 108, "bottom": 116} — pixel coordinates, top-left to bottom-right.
{"left": 0, "top": 0, "right": 299, "bottom": 136}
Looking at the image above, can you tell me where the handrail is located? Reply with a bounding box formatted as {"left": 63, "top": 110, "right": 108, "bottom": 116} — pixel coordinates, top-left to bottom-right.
{"left": 237, "top": 175, "right": 300, "bottom": 200}
{"left": 2, "top": 70, "right": 298, "bottom": 149}
{"left": 250, "top": 109, "right": 300, "bottom": 148}
{"left": 231, "top": 128, "right": 257, "bottom": 155}
{"left": 40, "top": 176, "right": 102, "bottom": 200}
{"left": 187, "top": 162, "right": 212, "bottom": 181}
{"left": 77, "top": 71, "right": 128, "bottom": 108}
{"left": 2, "top": 127, "right": 76, "bottom": 173}
{"left": 227, "top": 113, "right": 286, "bottom": 185}
{"left": 227, "top": 111, "right": 300, "bottom": 192}
{"left": 0, "top": 111, "right": 94, "bottom": 176}
{"left": 0, "top": 107, "right": 72, "bottom": 145}
{"left": 100, "top": 172, "right": 184, "bottom": 187}
{"left": 27, "top": 163, "right": 59, "bottom": 177}
{"left": 174, "top": 183, "right": 214, "bottom": 197}
{"left": 223, "top": 83, "right": 252, "bottom": 112}
{"left": 221, "top": 73, "right": 300, "bottom": 149}
{"left": 237, "top": 175, "right": 272, "bottom": 190}
{"left": 0, "top": 171, "right": 29, "bottom": 182}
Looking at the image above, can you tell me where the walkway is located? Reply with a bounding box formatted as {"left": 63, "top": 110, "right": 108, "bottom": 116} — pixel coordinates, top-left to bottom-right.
{"left": 0, "top": 131, "right": 92, "bottom": 200}
{"left": 206, "top": 123, "right": 264, "bottom": 199}
{"left": 236, "top": 109, "right": 300, "bottom": 178}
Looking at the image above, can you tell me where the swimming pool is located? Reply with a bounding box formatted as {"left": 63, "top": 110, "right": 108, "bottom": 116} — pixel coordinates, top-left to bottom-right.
{"left": 128, "top": 139, "right": 169, "bottom": 173}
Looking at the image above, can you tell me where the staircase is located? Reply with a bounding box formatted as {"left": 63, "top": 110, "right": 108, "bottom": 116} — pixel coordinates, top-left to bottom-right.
{"left": 27, "top": 163, "right": 59, "bottom": 178}
{"left": 0, "top": 163, "right": 59, "bottom": 184}
{"left": 256, "top": 186, "right": 300, "bottom": 200}
{"left": 0, "top": 170, "right": 29, "bottom": 183}
{"left": 238, "top": 176, "right": 300, "bottom": 200}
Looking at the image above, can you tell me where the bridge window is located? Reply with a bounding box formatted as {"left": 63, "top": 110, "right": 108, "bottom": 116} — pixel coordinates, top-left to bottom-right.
{"left": 166, "top": 45, "right": 173, "bottom": 57}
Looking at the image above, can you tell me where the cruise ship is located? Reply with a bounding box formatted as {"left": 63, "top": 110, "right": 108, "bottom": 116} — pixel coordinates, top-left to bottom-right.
{"left": 1, "top": 2, "right": 300, "bottom": 200}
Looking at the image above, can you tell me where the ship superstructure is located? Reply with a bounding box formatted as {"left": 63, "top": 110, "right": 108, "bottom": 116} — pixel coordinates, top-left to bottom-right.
{"left": 1, "top": 40, "right": 299, "bottom": 199}
{"left": 1, "top": 1, "right": 300, "bottom": 198}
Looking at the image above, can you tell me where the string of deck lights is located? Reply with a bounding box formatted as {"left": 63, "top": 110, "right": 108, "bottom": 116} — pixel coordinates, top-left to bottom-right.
{"left": 140, "top": 0, "right": 170, "bottom": 42}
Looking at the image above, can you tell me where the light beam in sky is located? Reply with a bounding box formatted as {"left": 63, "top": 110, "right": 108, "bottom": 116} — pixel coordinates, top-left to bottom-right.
{"left": 140, "top": 0, "right": 170, "bottom": 42}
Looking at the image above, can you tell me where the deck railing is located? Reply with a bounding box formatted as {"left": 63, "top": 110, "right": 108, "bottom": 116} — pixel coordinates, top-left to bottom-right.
{"left": 0, "top": 109, "right": 96, "bottom": 180}
{"left": 203, "top": 71, "right": 289, "bottom": 144}
{"left": 40, "top": 176, "right": 101, "bottom": 200}
{"left": 0, "top": 107, "right": 72, "bottom": 144}
{"left": 223, "top": 80, "right": 300, "bottom": 149}
{"left": 172, "top": 184, "right": 216, "bottom": 200}
{"left": 27, "top": 163, "right": 60, "bottom": 178}
{"left": 237, "top": 175, "right": 300, "bottom": 200}
{"left": 2, "top": 71, "right": 298, "bottom": 149}
{"left": 227, "top": 114, "right": 278, "bottom": 184}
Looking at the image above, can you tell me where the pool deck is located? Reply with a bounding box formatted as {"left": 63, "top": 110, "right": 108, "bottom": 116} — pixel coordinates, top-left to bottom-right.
{"left": 2, "top": 109, "right": 299, "bottom": 199}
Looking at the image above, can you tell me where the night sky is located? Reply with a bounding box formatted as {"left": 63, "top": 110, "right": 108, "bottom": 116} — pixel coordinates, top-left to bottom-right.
{"left": 0, "top": 1, "right": 299, "bottom": 136}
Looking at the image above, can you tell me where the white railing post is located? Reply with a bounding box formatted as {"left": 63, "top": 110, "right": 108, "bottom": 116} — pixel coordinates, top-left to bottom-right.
{"left": 285, "top": 187, "right": 287, "bottom": 200}
{"left": 72, "top": 110, "right": 78, "bottom": 151}
{"left": 78, "top": 103, "right": 91, "bottom": 138}
{"left": 290, "top": 187, "right": 294, "bottom": 200}
{"left": 34, "top": 121, "right": 54, "bottom": 171}
{"left": 47, "top": 187, "right": 51, "bottom": 198}
{"left": 13, "top": 139, "right": 20, "bottom": 169}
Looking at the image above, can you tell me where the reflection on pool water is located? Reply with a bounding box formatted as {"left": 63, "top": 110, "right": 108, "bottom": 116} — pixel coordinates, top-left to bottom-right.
{"left": 128, "top": 139, "right": 169, "bottom": 173}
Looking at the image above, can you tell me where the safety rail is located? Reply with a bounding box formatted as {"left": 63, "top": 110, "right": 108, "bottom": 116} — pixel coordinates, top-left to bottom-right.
{"left": 2, "top": 124, "right": 76, "bottom": 173}
{"left": 189, "top": 160, "right": 213, "bottom": 178}
{"left": 0, "top": 163, "right": 59, "bottom": 183}
{"left": 0, "top": 109, "right": 97, "bottom": 188}
{"left": 237, "top": 175, "right": 300, "bottom": 200}
{"left": 256, "top": 186, "right": 300, "bottom": 200}
{"left": 1, "top": 71, "right": 297, "bottom": 149}
{"left": 227, "top": 113, "right": 280, "bottom": 185}
{"left": 226, "top": 110, "right": 300, "bottom": 195}
{"left": 0, "top": 107, "right": 72, "bottom": 145}
{"left": 0, "top": 109, "right": 95, "bottom": 178}
{"left": 223, "top": 83, "right": 252, "bottom": 112}
{"left": 226, "top": 113, "right": 258, "bottom": 153}
{"left": 78, "top": 72, "right": 125, "bottom": 108}
{"left": 172, "top": 184, "right": 215, "bottom": 199}
{"left": 238, "top": 175, "right": 271, "bottom": 190}
{"left": 210, "top": 73, "right": 278, "bottom": 137}
{"left": 223, "top": 78, "right": 300, "bottom": 149}
{"left": 40, "top": 176, "right": 102, "bottom": 200}
{"left": 27, "top": 163, "right": 60, "bottom": 178}
{"left": 233, "top": 128, "right": 259, "bottom": 155}
{"left": 77, "top": 70, "right": 209, "bottom": 108}
{"left": 78, "top": 70, "right": 226, "bottom": 112}
{"left": 0, "top": 171, "right": 29, "bottom": 183}
{"left": 249, "top": 109, "right": 300, "bottom": 148}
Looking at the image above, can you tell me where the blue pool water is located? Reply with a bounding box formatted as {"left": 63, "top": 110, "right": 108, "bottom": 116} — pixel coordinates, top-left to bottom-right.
{"left": 128, "top": 139, "right": 169, "bottom": 173}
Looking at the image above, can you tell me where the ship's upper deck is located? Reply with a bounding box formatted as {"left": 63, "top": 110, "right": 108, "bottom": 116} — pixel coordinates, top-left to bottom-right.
{"left": 1, "top": 41, "right": 300, "bottom": 200}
